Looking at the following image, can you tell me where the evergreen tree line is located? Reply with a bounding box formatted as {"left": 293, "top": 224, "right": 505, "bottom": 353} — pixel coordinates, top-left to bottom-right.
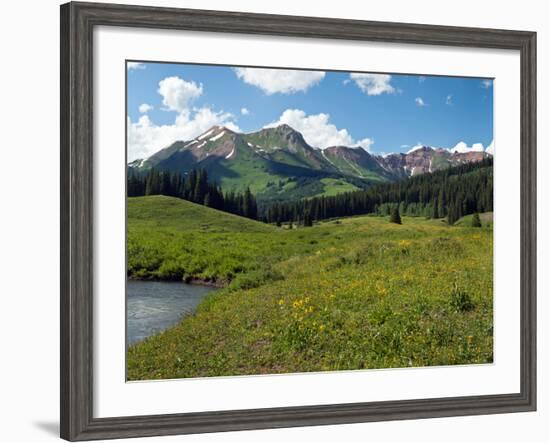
{"left": 128, "top": 168, "right": 258, "bottom": 220}
{"left": 263, "top": 158, "right": 493, "bottom": 225}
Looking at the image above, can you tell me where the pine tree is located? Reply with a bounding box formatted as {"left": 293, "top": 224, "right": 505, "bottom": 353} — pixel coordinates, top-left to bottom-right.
{"left": 437, "top": 189, "right": 446, "bottom": 218}
{"left": 303, "top": 210, "right": 313, "bottom": 227}
{"left": 471, "top": 212, "right": 482, "bottom": 227}
{"left": 203, "top": 192, "right": 212, "bottom": 208}
{"left": 431, "top": 196, "right": 439, "bottom": 219}
{"left": 242, "top": 187, "right": 251, "bottom": 218}
{"left": 447, "top": 204, "right": 457, "bottom": 225}
{"left": 389, "top": 207, "right": 402, "bottom": 224}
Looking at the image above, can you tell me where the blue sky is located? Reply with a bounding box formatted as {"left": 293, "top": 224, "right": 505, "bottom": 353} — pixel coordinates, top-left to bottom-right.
{"left": 127, "top": 61, "right": 493, "bottom": 162}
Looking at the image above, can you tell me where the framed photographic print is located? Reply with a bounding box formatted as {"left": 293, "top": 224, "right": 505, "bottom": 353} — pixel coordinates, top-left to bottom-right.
{"left": 60, "top": 1, "right": 536, "bottom": 441}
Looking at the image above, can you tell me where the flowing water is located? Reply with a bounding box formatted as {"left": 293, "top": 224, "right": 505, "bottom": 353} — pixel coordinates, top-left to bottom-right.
{"left": 127, "top": 280, "right": 216, "bottom": 345}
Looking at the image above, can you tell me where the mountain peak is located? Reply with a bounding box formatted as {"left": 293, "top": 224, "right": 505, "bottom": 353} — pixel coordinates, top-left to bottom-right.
{"left": 406, "top": 145, "right": 433, "bottom": 154}
{"left": 197, "top": 125, "right": 234, "bottom": 139}
{"left": 254, "top": 124, "right": 310, "bottom": 149}
{"left": 263, "top": 123, "right": 304, "bottom": 137}
{"left": 275, "top": 123, "right": 295, "bottom": 131}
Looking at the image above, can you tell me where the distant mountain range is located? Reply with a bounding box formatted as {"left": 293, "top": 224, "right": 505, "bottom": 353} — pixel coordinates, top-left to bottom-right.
{"left": 128, "top": 124, "right": 492, "bottom": 203}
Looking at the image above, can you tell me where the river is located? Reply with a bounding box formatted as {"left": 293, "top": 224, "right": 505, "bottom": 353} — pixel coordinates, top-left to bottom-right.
{"left": 127, "top": 280, "right": 216, "bottom": 345}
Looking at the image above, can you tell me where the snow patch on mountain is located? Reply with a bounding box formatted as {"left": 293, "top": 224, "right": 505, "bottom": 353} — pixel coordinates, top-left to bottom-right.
{"left": 209, "top": 131, "right": 225, "bottom": 142}
{"left": 225, "top": 148, "right": 235, "bottom": 159}
{"left": 198, "top": 129, "right": 214, "bottom": 140}
{"left": 406, "top": 145, "right": 427, "bottom": 154}
{"left": 130, "top": 158, "right": 146, "bottom": 168}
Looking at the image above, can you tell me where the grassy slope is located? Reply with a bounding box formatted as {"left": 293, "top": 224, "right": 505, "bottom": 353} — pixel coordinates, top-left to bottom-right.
{"left": 204, "top": 143, "right": 282, "bottom": 195}
{"left": 204, "top": 144, "right": 338, "bottom": 202}
{"left": 454, "top": 212, "right": 494, "bottom": 227}
{"left": 128, "top": 196, "right": 493, "bottom": 379}
{"left": 322, "top": 152, "right": 387, "bottom": 182}
{"left": 318, "top": 178, "right": 361, "bottom": 196}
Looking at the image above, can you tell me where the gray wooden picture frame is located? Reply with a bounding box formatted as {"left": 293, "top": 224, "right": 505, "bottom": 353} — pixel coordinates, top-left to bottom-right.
{"left": 60, "top": 2, "right": 537, "bottom": 441}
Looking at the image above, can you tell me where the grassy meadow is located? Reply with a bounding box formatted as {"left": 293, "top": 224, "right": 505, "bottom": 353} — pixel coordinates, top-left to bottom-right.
{"left": 127, "top": 195, "right": 493, "bottom": 380}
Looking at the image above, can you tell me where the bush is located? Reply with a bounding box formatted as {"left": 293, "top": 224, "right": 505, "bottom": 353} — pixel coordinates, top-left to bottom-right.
{"left": 156, "top": 261, "right": 185, "bottom": 280}
{"left": 228, "top": 266, "right": 284, "bottom": 291}
{"left": 389, "top": 207, "right": 402, "bottom": 224}
{"left": 471, "top": 213, "right": 482, "bottom": 228}
{"left": 449, "top": 284, "right": 475, "bottom": 312}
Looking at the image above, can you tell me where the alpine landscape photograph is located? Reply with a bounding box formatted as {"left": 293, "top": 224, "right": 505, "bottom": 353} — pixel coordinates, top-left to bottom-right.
{"left": 125, "top": 62, "right": 494, "bottom": 381}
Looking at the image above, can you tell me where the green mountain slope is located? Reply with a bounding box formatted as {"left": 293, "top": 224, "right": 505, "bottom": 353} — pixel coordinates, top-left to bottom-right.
{"left": 128, "top": 195, "right": 272, "bottom": 233}
{"left": 323, "top": 145, "right": 393, "bottom": 182}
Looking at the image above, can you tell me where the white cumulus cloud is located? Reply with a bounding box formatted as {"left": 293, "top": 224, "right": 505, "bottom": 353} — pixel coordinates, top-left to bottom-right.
{"left": 265, "top": 109, "right": 373, "bottom": 151}
{"left": 138, "top": 103, "right": 153, "bottom": 113}
{"left": 233, "top": 68, "right": 325, "bottom": 95}
{"left": 128, "top": 75, "right": 243, "bottom": 162}
{"left": 486, "top": 140, "right": 494, "bottom": 155}
{"left": 415, "top": 97, "right": 427, "bottom": 107}
{"left": 127, "top": 62, "right": 146, "bottom": 70}
{"left": 349, "top": 73, "right": 395, "bottom": 96}
{"left": 127, "top": 108, "right": 240, "bottom": 162}
{"left": 158, "top": 76, "right": 203, "bottom": 112}
{"left": 241, "top": 107, "right": 250, "bottom": 115}
{"left": 407, "top": 144, "right": 431, "bottom": 154}
{"left": 450, "top": 141, "right": 486, "bottom": 154}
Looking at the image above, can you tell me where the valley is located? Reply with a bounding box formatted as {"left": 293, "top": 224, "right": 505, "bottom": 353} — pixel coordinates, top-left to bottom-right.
{"left": 125, "top": 64, "right": 495, "bottom": 381}
{"left": 126, "top": 125, "right": 494, "bottom": 380}
{"left": 127, "top": 196, "right": 493, "bottom": 379}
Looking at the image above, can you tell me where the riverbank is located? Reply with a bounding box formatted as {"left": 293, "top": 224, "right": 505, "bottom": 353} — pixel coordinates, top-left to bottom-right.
{"left": 128, "top": 275, "right": 226, "bottom": 288}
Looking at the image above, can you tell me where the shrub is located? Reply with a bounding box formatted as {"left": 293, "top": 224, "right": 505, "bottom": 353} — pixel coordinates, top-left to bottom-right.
{"left": 471, "top": 213, "right": 482, "bottom": 228}
{"left": 389, "top": 207, "right": 402, "bottom": 224}
{"left": 156, "top": 261, "right": 185, "bottom": 280}
{"left": 228, "top": 266, "right": 283, "bottom": 291}
{"left": 449, "top": 283, "right": 475, "bottom": 312}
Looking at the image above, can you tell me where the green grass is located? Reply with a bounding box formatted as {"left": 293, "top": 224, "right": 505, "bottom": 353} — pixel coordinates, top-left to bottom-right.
{"left": 319, "top": 178, "right": 361, "bottom": 196}
{"left": 127, "top": 196, "right": 493, "bottom": 380}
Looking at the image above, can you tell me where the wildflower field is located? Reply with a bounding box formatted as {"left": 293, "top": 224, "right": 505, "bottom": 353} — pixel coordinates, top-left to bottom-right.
{"left": 127, "top": 195, "right": 493, "bottom": 380}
